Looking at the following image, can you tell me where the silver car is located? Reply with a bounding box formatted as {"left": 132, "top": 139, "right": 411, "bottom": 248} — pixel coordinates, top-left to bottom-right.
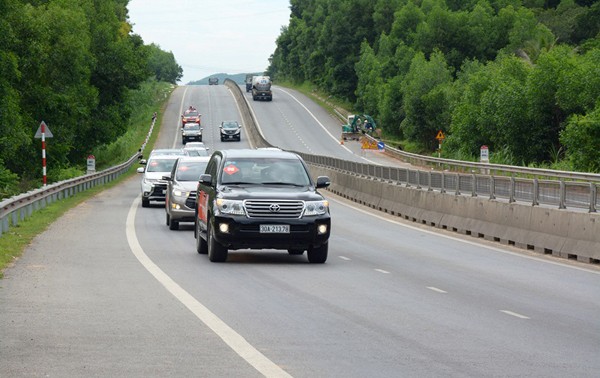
{"left": 165, "top": 156, "right": 210, "bottom": 230}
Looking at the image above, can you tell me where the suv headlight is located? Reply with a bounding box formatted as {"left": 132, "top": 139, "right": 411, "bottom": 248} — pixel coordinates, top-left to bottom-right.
{"left": 216, "top": 199, "right": 245, "bottom": 215}
{"left": 173, "top": 187, "right": 190, "bottom": 198}
{"left": 303, "top": 200, "right": 329, "bottom": 216}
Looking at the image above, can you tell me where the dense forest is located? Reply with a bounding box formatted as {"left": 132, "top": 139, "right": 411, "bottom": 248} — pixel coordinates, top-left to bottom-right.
{"left": 268, "top": 0, "right": 600, "bottom": 171}
{"left": 0, "top": 0, "right": 182, "bottom": 196}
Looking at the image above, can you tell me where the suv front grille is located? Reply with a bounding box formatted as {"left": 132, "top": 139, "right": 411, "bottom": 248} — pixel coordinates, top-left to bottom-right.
{"left": 185, "top": 191, "right": 197, "bottom": 209}
{"left": 245, "top": 200, "right": 304, "bottom": 218}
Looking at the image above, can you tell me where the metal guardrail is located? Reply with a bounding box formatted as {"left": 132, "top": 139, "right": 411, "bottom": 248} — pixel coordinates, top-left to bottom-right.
{"left": 0, "top": 117, "right": 157, "bottom": 238}
{"left": 226, "top": 79, "right": 599, "bottom": 212}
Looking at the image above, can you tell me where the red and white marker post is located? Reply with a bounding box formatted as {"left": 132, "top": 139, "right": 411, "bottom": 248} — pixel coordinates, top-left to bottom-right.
{"left": 34, "top": 121, "right": 53, "bottom": 187}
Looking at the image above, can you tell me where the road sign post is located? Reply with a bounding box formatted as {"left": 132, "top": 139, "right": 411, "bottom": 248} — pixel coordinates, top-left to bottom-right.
{"left": 435, "top": 130, "right": 445, "bottom": 159}
{"left": 87, "top": 155, "right": 96, "bottom": 174}
{"left": 34, "top": 121, "right": 53, "bottom": 187}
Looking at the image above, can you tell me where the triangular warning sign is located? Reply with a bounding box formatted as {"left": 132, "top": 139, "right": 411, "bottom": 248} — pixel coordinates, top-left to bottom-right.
{"left": 34, "top": 121, "right": 53, "bottom": 138}
{"left": 435, "top": 130, "right": 445, "bottom": 140}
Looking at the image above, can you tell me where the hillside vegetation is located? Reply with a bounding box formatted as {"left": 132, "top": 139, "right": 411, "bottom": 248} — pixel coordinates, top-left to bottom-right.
{"left": 0, "top": 0, "right": 182, "bottom": 199}
{"left": 268, "top": 0, "right": 600, "bottom": 171}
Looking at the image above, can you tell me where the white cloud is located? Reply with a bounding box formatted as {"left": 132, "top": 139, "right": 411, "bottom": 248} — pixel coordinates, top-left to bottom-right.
{"left": 128, "top": 0, "right": 290, "bottom": 83}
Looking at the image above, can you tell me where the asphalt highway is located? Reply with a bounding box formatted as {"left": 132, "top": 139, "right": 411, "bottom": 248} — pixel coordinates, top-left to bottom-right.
{"left": 1, "top": 84, "right": 599, "bottom": 377}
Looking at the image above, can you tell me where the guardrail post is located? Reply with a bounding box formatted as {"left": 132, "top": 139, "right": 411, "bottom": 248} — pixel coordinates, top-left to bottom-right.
{"left": 489, "top": 176, "right": 496, "bottom": 199}
{"left": 416, "top": 171, "right": 421, "bottom": 189}
{"left": 427, "top": 171, "right": 433, "bottom": 191}
{"left": 440, "top": 172, "right": 446, "bottom": 193}
{"left": 471, "top": 174, "right": 476, "bottom": 197}
{"left": 532, "top": 178, "right": 539, "bottom": 206}
{"left": 559, "top": 179, "right": 566, "bottom": 209}
{"left": 509, "top": 177, "right": 516, "bottom": 203}
{"left": 455, "top": 173, "right": 460, "bottom": 195}
{"left": 590, "top": 183, "right": 597, "bottom": 213}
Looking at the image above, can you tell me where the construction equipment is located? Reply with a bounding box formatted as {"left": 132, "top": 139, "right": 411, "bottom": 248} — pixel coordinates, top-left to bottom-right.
{"left": 342, "top": 114, "right": 377, "bottom": 141}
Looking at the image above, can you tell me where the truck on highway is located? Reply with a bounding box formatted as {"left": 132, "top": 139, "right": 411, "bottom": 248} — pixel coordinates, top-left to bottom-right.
{"left": 245, "top": 74, "right": 253, "bottom": 92}
{"left": 251, "top": 75, "right": 272, "bottom": 101}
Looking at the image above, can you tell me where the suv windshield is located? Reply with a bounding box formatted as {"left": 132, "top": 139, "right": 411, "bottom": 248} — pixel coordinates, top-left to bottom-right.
{"left": 176, "top": 161, "right": 209, "bottom": 181}
{"left": 147, "top": 158, "right": 177, "bottom": 172}
{"left": 222, "top": 122, "right": 239, "bottom": 129}
{"left": 220, "top": 158, "right": 310, "bottom": 186}
{"left": 184, "top": 124, "right": 200, "bottom": 131}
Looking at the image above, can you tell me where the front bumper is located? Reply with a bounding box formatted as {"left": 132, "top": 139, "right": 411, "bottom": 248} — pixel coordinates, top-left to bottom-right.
{"left": 142, "top": 182, "right": 168, "bottom": 201}
{"left": 212, "top": 215, "right": 331, "bottom": 250}
{"left": 168, "top": 194, "right": 197, "bottom": 222}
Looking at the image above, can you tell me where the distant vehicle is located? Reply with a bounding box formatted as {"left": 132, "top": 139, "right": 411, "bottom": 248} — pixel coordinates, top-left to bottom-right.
{"left": 181, "top": 106, "right": 201, "bottom": 127}
{"left": 219, "top": 121, "right": 241, "bottom": 142}
{"left": 245, "top": 74, "right": 253, "bottom": 92}
{"left": 341, "top": 114, "right": 378, "bottom": 141}
{"left": 252, "top": 75, "right": 272, "bottom": 101}
{"left": 148, "top": 148, "right": 185, "bottom": 157}
{"left": 183, "top": 142, "right": 210, "bottom": 156}
{"left": 208, "top": 77, "right": 219, "bottom": 85}
{"left": 182, "top": 122, "right": 203, "bottom": 144}
{"left": 194, "top": 149, "right": 331, "bottom": 263}
{"left": 165, "top": 156, "right": 210, "bottom": 230}
{"left": 137, "top": 154, "right": 180, "bottom": 208}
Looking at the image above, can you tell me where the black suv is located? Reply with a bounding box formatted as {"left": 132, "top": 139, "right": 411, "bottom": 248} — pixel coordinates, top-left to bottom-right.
{"left": 194, "top": 149, "right": 331, "bottom": 263}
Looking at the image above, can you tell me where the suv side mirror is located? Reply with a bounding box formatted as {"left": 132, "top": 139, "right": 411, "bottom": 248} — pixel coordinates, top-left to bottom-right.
{"left": 162, "top": 174, "right": 172, "bottom": 181}
{"left": 137, "top": 167, "right": 145, "bottom": 173}
{"left": 316, "top": 176, "right": 330, "bottom": 189}
{"left": 199, "top": 174, "right": 212, "bottom": 185}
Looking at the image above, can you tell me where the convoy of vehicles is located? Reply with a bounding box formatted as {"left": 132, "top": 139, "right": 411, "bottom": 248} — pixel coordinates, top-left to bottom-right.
{"left": 208, "top": 77, "right": 219, "bottom": 85}
{"left": 251, "top": 75, "right": 272, "bottom": 101}
{"left": 181, "top": 122, "right": 203, "bottom": 144}
{"left": 193, "top": 149, "right": 331, "bottom": 263}
{"left": 219, "top": 121, "right": 241, "bottom": 141}
{"left": 164, "top": 156, "right": 210, "bottom": 230}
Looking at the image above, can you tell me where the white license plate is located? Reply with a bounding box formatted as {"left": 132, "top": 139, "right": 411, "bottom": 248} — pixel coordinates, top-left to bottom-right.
{"left": 259, "top": 224, "right": 290, "bottom": 233}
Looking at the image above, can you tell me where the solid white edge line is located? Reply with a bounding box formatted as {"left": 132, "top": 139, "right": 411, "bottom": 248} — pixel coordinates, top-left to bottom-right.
{"left": 172, "top": 86, "right": 189, "bottom": 149}
{"left": 327, "top": 196, "right": 600, "bottom": 275}
{"left": 338, "top": 256, "right": 351, "bottom": 261}
{"left": 126, "top": 195, "right": 292, "bottom": 378}
{"left": 375, "top": 269, "right": 390, "bottom": 274}
{"left": 500, "top": 310, "right": 530, "bottom": 319}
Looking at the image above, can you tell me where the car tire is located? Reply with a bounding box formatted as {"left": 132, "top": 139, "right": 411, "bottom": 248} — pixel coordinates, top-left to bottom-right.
{"left": 142, "top": 198, "right": 150, "bottom": 208}
{"left": 288, "top": 249, "right": 304, "bottom": 255}
{"left": 307, "top": 242, "right": 328, "bottom": 263}
{"left": 182, "top": 139, "right": 186, "bottom": 145}
{"left": 199, "top": 137, "right": 202, "bottom": 142}
{"left": 195, "top": 220, "right": 208, "bottom": 254}
{"left": 166, "top": 212, "right": 170, "bottom": 226}
{"left": 169, "top": 219, "right": 179, "bottom": 230}
{"left": 208, "top": 222, "right": 227, "bottom": 262}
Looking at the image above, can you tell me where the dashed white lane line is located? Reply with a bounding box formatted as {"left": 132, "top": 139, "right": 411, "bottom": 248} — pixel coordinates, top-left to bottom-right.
{"left": 375, "top": 269, "right": 390, "bottom": 274}
{"left": 426, "top": 287, "right": 447, "bottom": 294}
{"left": 338, "top": 256, "right": 351, "bottom": 261}
{"left": 500, "top": 310, "right": 530, "bottom": 319}
{"left": 126, "top": 195, "right": 292, "bottom": 378}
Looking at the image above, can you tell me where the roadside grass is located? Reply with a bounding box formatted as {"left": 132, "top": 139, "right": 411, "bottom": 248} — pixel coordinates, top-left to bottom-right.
{"left": 0, "top": 80, "right": 173, "bottom": 278}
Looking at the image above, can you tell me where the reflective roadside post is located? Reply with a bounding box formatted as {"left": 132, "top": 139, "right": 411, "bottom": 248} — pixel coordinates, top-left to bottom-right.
{"left": 34, "top": 121, "right": 54, "bottom": 187}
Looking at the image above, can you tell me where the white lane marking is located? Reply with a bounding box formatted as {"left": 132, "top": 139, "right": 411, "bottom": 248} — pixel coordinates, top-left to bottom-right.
{"left": 338, "top": 256, "right": 351, "bottom": 261}
{"left": 500, "top": 310, "right": 530, "bottom": 319}
{"left": 375, "top": 269, "right": 390, "bottom": 274}
{"left": 172, "top": 86, "right": 190, "bottom": 148}
{"left": 427, "top": 287, "right": 447, "bottom": 294}
{"left": 327, "top": 196, "right": 600, "bottom": 275}
{"left": 275, "top": 87, "right": 379, "bottom": 164}
{"left": 126, "top": 196, "right": 292, "bottom": 378}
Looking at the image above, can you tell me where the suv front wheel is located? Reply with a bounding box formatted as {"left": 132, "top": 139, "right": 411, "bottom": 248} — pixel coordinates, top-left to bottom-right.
{"left": 307, "top": 243, "right": 328, "bottom": 263}
{"left": 208, "top": 222, "right": 228, "bottom": 262}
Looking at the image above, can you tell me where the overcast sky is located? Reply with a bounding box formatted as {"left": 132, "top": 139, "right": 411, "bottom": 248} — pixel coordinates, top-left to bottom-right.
{"left": 127, "top": 0, "right": 291, "bottom": 84}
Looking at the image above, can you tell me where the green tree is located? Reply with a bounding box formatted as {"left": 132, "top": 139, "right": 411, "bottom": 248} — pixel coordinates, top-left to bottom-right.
{"left": 560, "top": 102, "right": 600, "bottom": 171}
{"left": 146, "top": 43, "right": 182, "bottom": 84}
{"left": 401, "top": 50, "right": 454, "bottom": 150}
